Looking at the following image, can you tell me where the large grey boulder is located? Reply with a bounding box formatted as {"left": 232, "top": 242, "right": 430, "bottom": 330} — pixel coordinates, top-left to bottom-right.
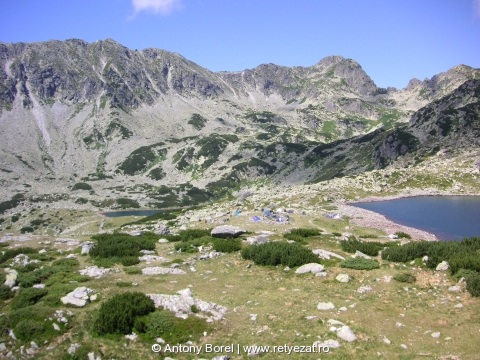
{"left": 335, "top": 274, "right": 351, "bottom": 283}
{"left": 245, "top": 235, "right": 269, "bottom": 245}
{"left": 353, "top": 250, "right": 371, "bottom": 259}
{"left": 147, "top": 288, "right": 227, "bottom": 321}
{"left": 79, "top": 266, "right": 111, "bottom": 278}
{"left": 313, "top": 249, "right": 345, "bottom": 261}
{"left": 211, "top": 225, "right": 246, "bottom": 238}
{"left": 11, "top": 254, "right": 38, "bottom": 267}
{"left": 80, "top": 241, "right": 95, "bottom": 254}
{"left": 357, "top": 285, "right": 373, "bottom": 293}
{"left": 317, "top": 302, "right": 335, "bottom": 310}
{"left": 155, "top": 225, "right": 170, "bottom": 235}
{"left": 138, "top": 255, "right": 168, "bottom": 263}
{"left": 4, "top": 268, "right": 18, "bottom": 288}
{"left": 336, "top": 326, "right": 357, "bottom": 342}
{"left": 436, "top": 261, "right": 449, "bottom": 271}
{"left": 295, "top": 263, "right": 325, "bottom": 275}
{"left": 61, "top": 287, "right": 96, "bottom": 307}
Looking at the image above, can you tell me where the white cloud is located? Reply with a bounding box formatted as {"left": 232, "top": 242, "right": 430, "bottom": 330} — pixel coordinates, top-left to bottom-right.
{"left": 131, "top": 0, "right": 183, "bottom": 15}
{"left": 474, "top": 0, "right": 480, "bottom": 18}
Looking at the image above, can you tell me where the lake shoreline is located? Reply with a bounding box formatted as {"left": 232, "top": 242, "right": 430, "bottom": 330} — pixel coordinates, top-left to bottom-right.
{"left": 341, "top": 191, "right": 480, "bottom": 241}
{"left": 336, "top": 203, "right": 438, "bottom": 241}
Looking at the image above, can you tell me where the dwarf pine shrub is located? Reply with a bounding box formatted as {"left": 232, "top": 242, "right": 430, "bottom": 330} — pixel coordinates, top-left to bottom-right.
{"left": 134, "top": 309, "right": 209, "bottom": 343}
{"left": 212, "top": 238, "right": 242, "bottom": 253}
{"left": 93, "top": 292, "right": 155, "bottom": 335}
{"left": 393, "top": 273, "right": 416, "bottom": 283}
{"left": 340, "top": 258, "right": 380, "bottom": 270}
{"left": 11, "top": 288, "right": 48, "bottom": 309}
{"left": 241, "top": 242, "right": 320, "bottom": 267}
{"left": 341, "top": 239, "right": 385, "bottom": 256}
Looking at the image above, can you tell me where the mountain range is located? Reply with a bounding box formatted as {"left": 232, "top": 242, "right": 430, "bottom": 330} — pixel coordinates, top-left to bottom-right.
{"left": 0, "top": 38, "right": 479, "bottom": 209}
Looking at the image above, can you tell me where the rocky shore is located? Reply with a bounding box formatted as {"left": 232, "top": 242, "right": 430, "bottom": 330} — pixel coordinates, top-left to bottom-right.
{"left": 337, "top": 203, "right": 437, "bottom": 241}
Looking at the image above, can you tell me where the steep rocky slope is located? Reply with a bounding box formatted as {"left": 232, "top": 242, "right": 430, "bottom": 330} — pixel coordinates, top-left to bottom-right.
{"left": 0, "top": 39, "right": 479, "bottom": 211}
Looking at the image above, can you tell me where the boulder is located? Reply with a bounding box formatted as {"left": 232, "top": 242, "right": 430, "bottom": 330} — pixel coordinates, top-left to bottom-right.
{"left": 448, "top": 285, "right": 461, "bottom": 292}
{"left": 61, "top": 287, "right": 96, "bottom": 307}
{"left": 313, "top": 249, "right": 345, "bottom": 261}
{"left": 80, "top": 241, "right": 95, "bottom": 255}
{"left": 353, "top": 250, "right": 371, "bottom": 259}
{"left": 327, "top": 319, "right": 345, "bottom": 326}
{"left": 245, "top": 235, "right": 269, "bottom": 245}
{"left": 67, "top": 344, "right": 80, "bottom": 355}
{"left": 295, "top": 263, "right": 325, "bottom": 275}
{"left": 436, "top": 261, "right": 449, "bottom": 271}
{"left": 357, "top": 285, "right": 373, "bottom": 293}
{"left": 11, "top": 254, "right": 38, "bottom": 267}
{"left": 147, "top": 288, "right": 227, "bottom": 321}
{"left": 317, "top": 302, "right": 335, "bottom": 310}
{"left": 211, "top": 225, "right": 246, "bottom": 238}
{"left": 4, "top": 268, "right": 18, "bottom": 288}
{"left": 335, "top": 274, "right": 351, "bottom": 283}
{"left": 138, "top": 255, "right": 167, "bottom": 263}
{"left": 336, "top": 326, "right": 357, "bottom": 342}
{"left": 198, "top": 251, "right": 223, "bottom": 260}
{"left": 155, "top": 225, "right": 170, "bottom": 235}
{"left": 79, "top": 266, "right": 111, "bottom": 278}
{"left": 313, "top": 339, "right": 340, "bottom": 349}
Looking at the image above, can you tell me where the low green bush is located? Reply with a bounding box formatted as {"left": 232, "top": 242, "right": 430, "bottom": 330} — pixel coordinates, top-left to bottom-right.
{"left": 11, "top": 288, "right": 48, "bottom": 309}
{"left": 92, "top": 292, "right": 155, "bottom": 335}
{"left": 124, "top": 267, "right": 142, "bottom": 275}
{"left": 116, "top": 198, "right": 140, "bottom": 209}
{"left": 89, "top": 233, "right": 157, "bottom": 265}
{"left": 382, "top": 237, "right": 480, "bottom": 275}
{"left": 120, "top": 256, "right": 140, "bottom": 266}
{"left": 465, "top": 272, "right": 480, "bottom": 297}
{"left": 72, "top": 182, "right": 92, "bottom": 191}
{"left": 340, "top": 239, "right": 391, "bottom": 256}
{"left": 393, "top": 273, "right": 416, "bottom": 283}
{"left": 0, "top": 306, "right": 61, "bottom": 342}
{"left": 241, "top": 242, "right": 321, "bottom": 267}
{"left": 20, "top": 226, "right": 34, "bottom": 234}
{"left": 284, "top": 228, "right": 321, "bottom": 238}
{"left": 134, "top": 309, "right": 209, "bottom": 343}
{"left": 339, "top": 258, "right": 380, "bottom": 270}
{"left": 212, "top": 238, "right": 242, "bottom": 253}
{"left": 165, "top": 229, "right": 212, "bottom": 242}
{"left": 17, "top": 258, "right": 82, "bottom": 288}
{"left": 14, "top": 319, "right": 47, "bottom": 341}
{"left": 174, "top": 236, "right": 211, "bottom": 253}
{"left": 0, "top": 247, "right": 37, "bottom": 263}
{"left": 395, "top": 231, "right": 412, "bottom": 239}
{"left": 174, "top": 241, "right": 199, "bottom": 253}
{"left": 0, "top": 284, "right": 14, "bottom": 300}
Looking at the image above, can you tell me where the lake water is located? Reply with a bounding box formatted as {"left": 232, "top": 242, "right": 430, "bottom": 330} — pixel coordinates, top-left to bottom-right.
{"left": 102, "top": 210, "right": 162, "bottom": 218}
{"left": 353, "top": 195, "right": 480, "bottom": 241}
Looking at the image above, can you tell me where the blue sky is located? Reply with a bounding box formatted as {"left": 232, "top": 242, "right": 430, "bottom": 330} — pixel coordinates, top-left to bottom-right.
{"left": 1, "top": 0, "right": 479, "bottom": 88}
